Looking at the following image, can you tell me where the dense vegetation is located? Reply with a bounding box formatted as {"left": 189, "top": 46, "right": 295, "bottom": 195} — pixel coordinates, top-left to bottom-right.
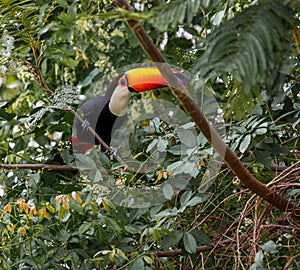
{"left": 0, "top": 0, "right": 299, "bottom": 269}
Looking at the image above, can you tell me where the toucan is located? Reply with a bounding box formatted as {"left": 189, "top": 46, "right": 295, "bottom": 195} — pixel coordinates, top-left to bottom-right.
{"left": 72, "top": 67, "right": 188, "bottom": 154}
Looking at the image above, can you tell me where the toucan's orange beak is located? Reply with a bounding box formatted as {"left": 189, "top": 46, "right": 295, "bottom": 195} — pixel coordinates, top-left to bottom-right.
{"left": 118, "top": 67, "right": 188, "bottom": 92}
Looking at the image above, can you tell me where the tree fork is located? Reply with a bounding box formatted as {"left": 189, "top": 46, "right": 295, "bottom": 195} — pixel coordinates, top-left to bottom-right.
{"left": 113, "top": 0, "right": 300, "bottom": 222}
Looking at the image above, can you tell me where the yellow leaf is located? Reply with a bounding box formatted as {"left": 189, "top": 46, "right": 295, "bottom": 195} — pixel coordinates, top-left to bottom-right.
{"left": 29, "top": 206, "right": 37, "bottom": 217}
{"left": 141, "top": 119, "right": 150, "bottom": 128}
{"left": 90, "top": 202, "right": 98, "bottom": 215}
{"left": 58, "top": 206, "right": 65, "bottom": 219}
{"left": 16, "top": 198, "right": 29, "bottom": 214}
{"left": 17, "top": 226, "right": 27, "bottom": 237}
{"left": 46, "top": 203, "right": 55, "bottom": 214}
{"left": 55, "top": 195, "right": 63, "bottom": 206}
{"left": 62, "top": 195, "right": 70, "bottom": 210}
{"left": 102, "top": 198, "right": 110, "bottom": 212}
{"left": 6, "top": 224, "right": 15, "bottom": 233}
{"left": 163, "top": 171, "right": 169, "bottom": 179}
{"left": 23, "top": 203, "right": 29, "bottom": 214}
{"left": 109, "top": 250, "right": 115, "bottom": 262}
{"left": 116, "top": 248, "right": 128, "bottom": 260}
{"left": 3, "top": 203, "right": 12, "bottom": 214}
{"left": 38, "top": 207, "right": 50, "bottom": 221}
{"left": 72, "top": 192, "right": 82, "bottom": 204}
{"left": 115, "top": 179, "right": 123, "bottom": 186}
{"left": 157, "top": 171, "right": 163, "bottom": 181}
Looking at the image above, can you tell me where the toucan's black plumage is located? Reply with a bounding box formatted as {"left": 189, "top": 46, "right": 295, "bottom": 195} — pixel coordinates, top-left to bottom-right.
{"left": 73, "top": 73, "right": 125, "bottom": 150}
{"left": 72, "top": 67, "right": 188, "bottom": 153}
{"left": 74, "top": 96, "right": 125, "bottom": 146}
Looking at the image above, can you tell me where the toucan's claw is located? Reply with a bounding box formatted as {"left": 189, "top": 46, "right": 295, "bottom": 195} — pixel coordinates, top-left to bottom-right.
{"left": 110, "top": 148, "right": 117, "bottom": 160}
{"left": 104, "top": 147, "right": 118, "bottom": 160}
{"left": 82, "top": 120, "right": 90, "bottom": 131}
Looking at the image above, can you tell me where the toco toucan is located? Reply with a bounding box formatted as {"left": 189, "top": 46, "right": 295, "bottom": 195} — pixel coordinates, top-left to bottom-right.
{"left": 72, "top": 67, "right": 188, "bottom": 153}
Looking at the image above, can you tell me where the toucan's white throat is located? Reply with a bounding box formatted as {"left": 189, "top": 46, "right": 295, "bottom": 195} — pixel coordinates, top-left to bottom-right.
{"left": 109, "top": 85, "right": 133, "bottom": 117}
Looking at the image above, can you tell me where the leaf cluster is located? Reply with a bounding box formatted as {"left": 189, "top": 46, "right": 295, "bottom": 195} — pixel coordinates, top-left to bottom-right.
{"left": 196, "top": 1, "right": 295, "bottom": 94}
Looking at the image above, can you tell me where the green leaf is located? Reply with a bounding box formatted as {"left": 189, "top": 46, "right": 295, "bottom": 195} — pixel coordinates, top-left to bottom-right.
{"left": 239, "top": 134, "right": 251, "bottom": 153}
{"left": 61, "top": 149, "right": 74, "bottom": 164}
{"left": 161, "top": 230, "right": 184, "bottom": 249}
{"left": 261, "top": 240, "right": 277, "bottom": 254}
{"left": 94, "top": 225, "right": 105, "bottom": 245}
{"left": 0, "top": 109, "right": 15, "bottom": 121}
{"left": 157, "top": 139, "right": 168, "bottom": 152}
{"left": 125, "top": 225, "right": 142, "bottom": 235}
{"left": 166, "top": 160, "right": 182, "bottom": 173}
{"left": 254, "top": 148, "right": 272, "bottom": 168}
{"left": 167, "top": 145, "right": 182, "bottom": 155}
{"left": 153, "top": 229, "right": 162, "bottom": 244}
{"left": 162, "top": 183, "right": 174, "bottom": 199}
{"left": 78, "top": 222, "right": 92, "bottom": 234}
{"left": 255, "top": 142, "right": 286, "bottom": 155}
{"left": 105, "top": 217, "right": 122, "bottom": 233}
{"left": 250, "top": 250, "right": 264, "bottom": 270}
{"left": 180, "top": 190, "right": 192, "bottom": 206}
{"left": 183, "top": 233, "right": 197, "bottom": 254}
{"left": 0, "top": 102, "right": 8, "bottom": 108}
{"left": 151, "top": 208, "right": 178, "bottom": 220}
{"left": 75, "top": 154, "right": 98, "bottom": 169}
{"left": 149, "top": 0, "right": 214, "bottom": 31}
{"left": 0, "top": 256, "right": 11, "bottom": 270}
{"left": 130, "top": 257, "right": 144, "bottom": 270}
{"left": 211, "top": 9, "right": 225, "bottom": 26}
{"left": 190, "top": 230, "right": 211, "bottom": 245}
{"left": 176, "top": 127, "right": 197, "bottom": 148}
{"left": 146, "top": 139, "right": 158, "bottom": 153}
{"left": 81, "top": 68, "right": 100, "bottom": 87}
{"left": 186, "top": 194, "right": 210, "bottom": 207}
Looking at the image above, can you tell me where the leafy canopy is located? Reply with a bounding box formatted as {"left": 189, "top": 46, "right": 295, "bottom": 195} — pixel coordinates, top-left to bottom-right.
{"left": 0, "top": 0, "right": 299, "bottom": 269}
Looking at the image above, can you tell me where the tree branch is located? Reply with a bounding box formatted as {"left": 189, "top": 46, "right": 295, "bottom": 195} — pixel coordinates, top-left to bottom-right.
{"left": 0, "top": 163, "right": 78, "bottom": 171}
{"left": 154, "top": 236, "right": 245, "bottom": 258}
{"left": 113, "top": 0, "right": 300, "bottom": 222}
{"left": 0, "top": 162, "right": 290, "bottom": 173}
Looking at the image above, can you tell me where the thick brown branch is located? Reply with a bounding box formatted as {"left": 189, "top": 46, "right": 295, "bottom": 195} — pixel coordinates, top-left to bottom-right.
{"left": 113, "top": 0, "right": 300, "bottom": 222}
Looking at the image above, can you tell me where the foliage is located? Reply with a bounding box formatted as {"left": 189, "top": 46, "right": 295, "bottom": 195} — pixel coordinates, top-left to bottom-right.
{"left": 0, "top": 0, "right": 299, "bottom": 269}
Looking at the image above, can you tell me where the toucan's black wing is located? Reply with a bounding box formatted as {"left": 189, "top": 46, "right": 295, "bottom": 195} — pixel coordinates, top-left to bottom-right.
{"left": 74, "top": 96, "right": 107, "bottom": 145}
{"left": 74, "top": 96, "right": 125, "bottom": 147}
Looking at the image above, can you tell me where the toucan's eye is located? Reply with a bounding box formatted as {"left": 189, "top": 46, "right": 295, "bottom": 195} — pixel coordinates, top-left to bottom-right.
{"left": 118, "top": 77, "right": 127, "bottom": 87}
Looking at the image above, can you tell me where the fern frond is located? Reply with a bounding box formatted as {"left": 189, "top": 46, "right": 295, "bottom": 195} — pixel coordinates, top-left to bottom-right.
{"left": 0, "top": 0, "right": 38, "bottom": 44}
{"left": 149, "top": 0, "right": 211, "bottom": 32}
{"left": 195, "top": 1, "right": 295, "bottom": 95}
